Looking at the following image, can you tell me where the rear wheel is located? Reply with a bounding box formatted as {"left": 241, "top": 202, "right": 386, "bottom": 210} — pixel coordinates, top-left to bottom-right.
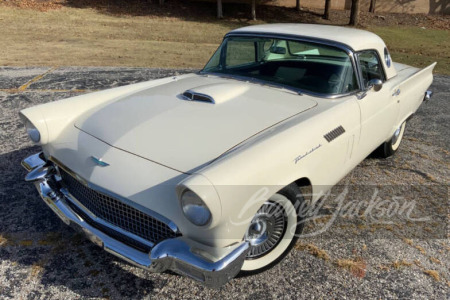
{"left": 241, "top": 184, "right": 305, "bottom": 273}
{"left": 377, "top": 121, "right": 406, "bottom": 158}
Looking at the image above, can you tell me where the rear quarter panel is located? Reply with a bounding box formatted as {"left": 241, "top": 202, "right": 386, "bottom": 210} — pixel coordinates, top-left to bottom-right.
{"left": 396, "top": 62, "right": 436, "bottom": 126}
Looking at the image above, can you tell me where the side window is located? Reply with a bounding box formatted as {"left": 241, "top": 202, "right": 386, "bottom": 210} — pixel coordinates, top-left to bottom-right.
{"left": 358, "top": 51, "right": 385, "bottom": 89}
{"left": 225, "top": 40, "right": 256, "bottom": 68}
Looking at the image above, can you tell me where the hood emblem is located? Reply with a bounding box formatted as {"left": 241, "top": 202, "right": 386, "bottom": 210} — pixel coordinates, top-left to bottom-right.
{"left": 91, "top": 156, "right": 109, "bottom": 167}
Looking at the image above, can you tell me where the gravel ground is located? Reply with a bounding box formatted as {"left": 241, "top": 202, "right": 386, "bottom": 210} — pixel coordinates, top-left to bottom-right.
{"left": 0, "top": 67, "right": 448, "bottom": 299}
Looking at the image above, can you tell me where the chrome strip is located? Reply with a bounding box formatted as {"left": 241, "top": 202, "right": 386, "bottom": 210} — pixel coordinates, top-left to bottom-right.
{"left": 224, "top": 32, "right": 355, "bottom": 53}
{"left": 49, "top": 156, "right": 180, "bottom": 234}
{"left": 35, "top": 179, "right": 155, "bottom": 269}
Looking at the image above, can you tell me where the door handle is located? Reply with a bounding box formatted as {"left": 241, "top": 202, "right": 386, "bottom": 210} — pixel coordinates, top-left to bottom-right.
{"left": 392, "top": 89, "right": 401, "bottom": 97}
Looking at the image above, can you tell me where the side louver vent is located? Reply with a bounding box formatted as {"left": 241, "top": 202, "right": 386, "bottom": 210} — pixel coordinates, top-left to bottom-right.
{"left": 324, "top": 126, "right": 345, "bottom": 142}
{"left": 182, "top": 90, "right": 215, "bottom": 104}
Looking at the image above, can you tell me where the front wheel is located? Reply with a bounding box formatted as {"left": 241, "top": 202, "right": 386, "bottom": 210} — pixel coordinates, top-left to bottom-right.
{"left": 377, "top": 121, "right": 406, "bottom": 158}
{"left": 241, "top": 184, "right": 305, "bottom": 273}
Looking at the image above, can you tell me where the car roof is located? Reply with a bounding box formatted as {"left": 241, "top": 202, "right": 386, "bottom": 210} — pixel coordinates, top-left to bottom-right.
{"left": 229, "top": 23, "right": 397, "bottom": 79}
{"left": 229, "top": 24, "right": 385, "bottom": 52}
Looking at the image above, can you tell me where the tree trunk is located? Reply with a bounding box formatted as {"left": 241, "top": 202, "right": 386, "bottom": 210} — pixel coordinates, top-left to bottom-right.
{"left": 369, "top": 0, "right": 376, "bottom": 13}
{"left": 296, "top": 0, "right": 300, "bottom": 11}
{"left": 217, "top": 0, "right": 223, "bottom": 19}
{"left": 251, "top": 0, "right": 256, "bottom": 20}
{"left": 349, "top": 0, "right": 360, "bottom": 26}
{"left": 323, "top": 0, "right": 332, "bottom": 19}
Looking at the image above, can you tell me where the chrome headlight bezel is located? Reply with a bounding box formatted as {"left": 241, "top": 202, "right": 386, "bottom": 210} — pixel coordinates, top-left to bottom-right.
{"left": 25, "top": 120, "right": 41, "bottom": 143}
{"left": 181, "top": 189, "right": 212, "bottom": 226}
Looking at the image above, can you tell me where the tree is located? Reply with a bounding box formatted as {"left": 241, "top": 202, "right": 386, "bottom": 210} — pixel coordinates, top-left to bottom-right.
{"left": 217, "top": 0, "right": 223, "bottom": 18}
{"left": 369, "top": 0, "right": 376, "bottom": 13}
{"left": 349, "top": 0, "right": 360, "bottom": 26}
{"left": 296, "top": 0, "right": 300, "bottom": 11}
{"left": 323, "top": 0, "right": 332, "bottom": 20}
{"left": 251, "top": 0, "right": 256, "bottom": 20}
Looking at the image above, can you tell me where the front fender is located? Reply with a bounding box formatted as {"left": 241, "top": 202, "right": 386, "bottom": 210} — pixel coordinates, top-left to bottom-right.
{"left": 197, "top": 96, "right": 361, "bottom": 243}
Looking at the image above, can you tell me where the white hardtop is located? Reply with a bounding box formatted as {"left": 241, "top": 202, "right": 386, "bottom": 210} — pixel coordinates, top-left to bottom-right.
{"left": 230, "top": 24, "right": 383, "bottom": 51}
{"left": 229, "top": 24, "right": 397, "bottom": 79}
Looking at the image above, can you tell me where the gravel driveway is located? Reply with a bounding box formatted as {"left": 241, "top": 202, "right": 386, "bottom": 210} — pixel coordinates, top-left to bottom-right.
{"left": 0, "top": 67, "right": 448, "bottom": 299}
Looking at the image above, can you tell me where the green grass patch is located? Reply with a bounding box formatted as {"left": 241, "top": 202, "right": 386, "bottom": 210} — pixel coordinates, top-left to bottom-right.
{"left": 372, "top": 27, "right": 449, "bottom": 75}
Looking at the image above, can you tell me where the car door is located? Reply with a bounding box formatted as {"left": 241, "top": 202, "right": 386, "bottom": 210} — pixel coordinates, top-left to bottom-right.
{"left": 356, "top": 50, "right": 400, "bottom": 157}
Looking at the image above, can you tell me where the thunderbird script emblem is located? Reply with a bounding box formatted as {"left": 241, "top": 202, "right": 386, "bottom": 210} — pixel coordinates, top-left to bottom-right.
{"left": 90, "top": 156, "right": 110, "bottom": 167}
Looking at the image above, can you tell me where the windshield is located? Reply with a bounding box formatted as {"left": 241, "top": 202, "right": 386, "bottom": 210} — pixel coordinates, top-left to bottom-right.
{"left": 202, "top": 36, "right": 358, "bottom": 95}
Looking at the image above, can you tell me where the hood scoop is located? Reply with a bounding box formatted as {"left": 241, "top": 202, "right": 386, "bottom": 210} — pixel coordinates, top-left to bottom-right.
{"left": 182, "top": 90, "right": 215, "bottom": 104}
{"left": 179, "top": 82, "right": 250, "bottom": 104}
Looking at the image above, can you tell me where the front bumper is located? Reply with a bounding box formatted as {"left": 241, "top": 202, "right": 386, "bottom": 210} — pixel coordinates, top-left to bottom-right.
{"left": 22, "top": 152, "right": 249, "bottom": 288}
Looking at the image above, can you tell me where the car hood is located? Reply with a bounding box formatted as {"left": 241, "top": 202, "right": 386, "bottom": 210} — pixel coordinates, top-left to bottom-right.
{"left": 75, "top": 74, "right": 317, "bottom": 173}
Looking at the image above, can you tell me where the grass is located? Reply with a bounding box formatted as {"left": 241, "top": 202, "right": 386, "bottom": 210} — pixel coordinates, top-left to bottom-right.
{"left": 336, "top": 257, "right": 367, "bottom": 278}
{"left": 392, "top": 259, "right": 413, "bottom": 269}
{"left": 295, "top": 242, "right": 331, "bottom": 261}
{"left": 19, "top": 239, "right": 33, "bottom": 247}
{"left": 423, "top": 270, "right": 440, "bottom": 281}
{"left": 430, "top": 257, "right": 441, "bottom": 264}
{"left": 415, "top": 245, "right": 427, "bottom": 255}
{"left": 37, "top": 232, "right": 62, "bottom": 246}
{"left": 402, "top": 238, "right": 414, "bottom": 246}
{"left": 0, "top": 6, "right": 448, "bottom": 74}
{"left": 0, "top": 7, "right": 232, "bottom": 68}
{"left": 30, "top": 259, "right": 47, "bottom": 279}
{"left": 0, "top": 235, "right": 8, "bottom": 246}
{"left": 373, "top": 26, "right": 450, "bottom": 75}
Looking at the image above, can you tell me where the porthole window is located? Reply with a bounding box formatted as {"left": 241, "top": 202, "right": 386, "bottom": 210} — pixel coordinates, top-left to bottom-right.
{"left": 384, "top": 47, "right": 392, "bottom": 68}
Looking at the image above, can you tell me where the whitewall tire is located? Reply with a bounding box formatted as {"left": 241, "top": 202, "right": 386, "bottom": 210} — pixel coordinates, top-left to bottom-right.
{"left": 241, "top": 184, "right": 305, "bottom": 272}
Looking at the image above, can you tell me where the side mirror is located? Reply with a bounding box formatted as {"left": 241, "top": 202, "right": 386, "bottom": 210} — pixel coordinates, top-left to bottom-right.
{"left": 368, "top": 79, "right": 383, "bottom": 92}
{"left": 357, "top": 78, "right": 383, "bottom": 100}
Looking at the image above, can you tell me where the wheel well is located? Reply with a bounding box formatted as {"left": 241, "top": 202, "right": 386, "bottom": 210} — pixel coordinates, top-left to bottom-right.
{"left": 294, "top": 177, "right": 312, "bottom": 202}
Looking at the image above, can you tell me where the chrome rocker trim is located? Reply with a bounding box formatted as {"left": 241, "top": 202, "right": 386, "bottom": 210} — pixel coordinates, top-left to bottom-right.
{"left": 22, "top": 152, "right": 250, "bottom": 288}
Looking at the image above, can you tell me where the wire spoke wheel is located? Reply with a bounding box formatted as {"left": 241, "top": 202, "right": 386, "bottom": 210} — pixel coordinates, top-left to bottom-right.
{"left": 245, "top": 201, "right": 287, "bottom": 259}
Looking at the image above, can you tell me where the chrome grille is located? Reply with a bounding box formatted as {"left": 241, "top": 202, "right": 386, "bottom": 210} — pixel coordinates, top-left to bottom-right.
{"left": 58, "top": 168, "right": 177, "bottom": 245}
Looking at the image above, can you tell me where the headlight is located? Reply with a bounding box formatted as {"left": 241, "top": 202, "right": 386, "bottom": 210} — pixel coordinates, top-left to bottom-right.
{"left": 25, "top": 121, "right": 41, "bottom": 143}
{"left": 181, "top": 190, "right": 211, "bottom": 226}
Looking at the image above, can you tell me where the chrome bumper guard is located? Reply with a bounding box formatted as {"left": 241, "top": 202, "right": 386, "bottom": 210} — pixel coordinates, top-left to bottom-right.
{"left": 424, "top": 90, "right": 433, "bottom": 102}
{"left": 22, "top": 153, "right": 249, "bottom": 288}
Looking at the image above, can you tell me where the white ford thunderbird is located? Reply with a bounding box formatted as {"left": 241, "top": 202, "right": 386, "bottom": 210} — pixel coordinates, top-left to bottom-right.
{"left": 20, "top": 24, "right": 435, "bottom": 288}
